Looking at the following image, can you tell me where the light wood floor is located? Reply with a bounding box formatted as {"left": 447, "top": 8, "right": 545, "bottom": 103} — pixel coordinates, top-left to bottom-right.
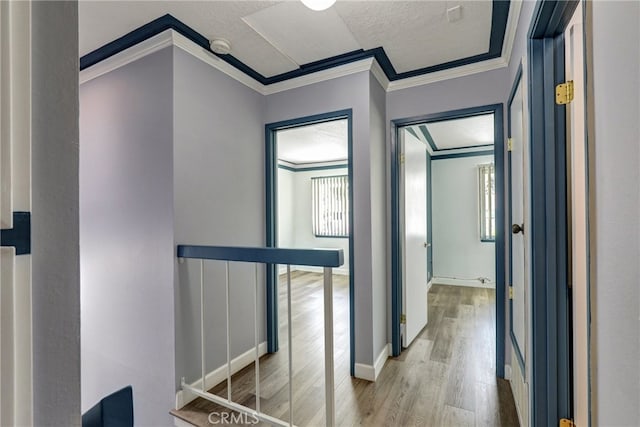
{"left": 172, "top": 272, "right": 519, "bottom": 426}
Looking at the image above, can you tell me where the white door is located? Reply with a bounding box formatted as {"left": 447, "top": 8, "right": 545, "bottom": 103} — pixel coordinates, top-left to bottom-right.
{"left": 401, "top": 129, "right": 428, "bottom": 347}
{"left": 510, "top": 76, "right": 527, "bottom": 368}
{"left": 0, "top": 2, "right": 33, "bottom": 425}
{"left": 565, "top": 3, "right": 589, "bottom": 424}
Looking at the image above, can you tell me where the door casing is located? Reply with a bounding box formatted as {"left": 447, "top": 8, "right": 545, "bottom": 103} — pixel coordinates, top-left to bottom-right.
{"left": 390, "top": 104, "right": 505, "bottom": 378}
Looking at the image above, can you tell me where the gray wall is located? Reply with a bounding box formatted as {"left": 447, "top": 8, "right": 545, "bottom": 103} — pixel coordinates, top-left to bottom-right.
{"left": 173, "top": 47, "right": 267, "bottom": 386}
{"left": 369, "top": 76, "right": 389, "bottom": 360}
{"left": 31, "top": 1, "right": 81, "bottom": 425}
{"left": 80, "top": 48, "right": 175, "bottom": 426}
{"left": 589, "top": 1, "right": 640, "bottom": 424}
{"left": 266, "top": 72, "right": 377, "bottom": 365}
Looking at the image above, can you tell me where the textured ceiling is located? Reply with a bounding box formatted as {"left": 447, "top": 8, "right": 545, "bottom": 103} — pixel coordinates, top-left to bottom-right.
{"left": 80, "top": 1, "right": 499, "bottom": 79}
{"left": 407, "top": 114, "right": 494, "bottom": 151}
{"left": 277, "top": 119, "right": 348, "bottom": 164}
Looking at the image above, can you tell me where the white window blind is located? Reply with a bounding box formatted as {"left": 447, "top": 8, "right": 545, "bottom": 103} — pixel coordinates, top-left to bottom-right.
{"left": 479, "top": 163, "right": 496, "bottom": 241}
{"left": 312, "top": 175, "right": 349, "bottom": 237}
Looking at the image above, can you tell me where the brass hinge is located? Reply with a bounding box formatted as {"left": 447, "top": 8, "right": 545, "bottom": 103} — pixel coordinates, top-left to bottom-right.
{"left": 556, "top": 80, "right": 574, "bottom": 105}
{"left": 509, "top": 286, "right": 514, "bottom": 300}
{"left": 507, "top": 138, "right": 513, "bottom": 152}
{"left": 400, "top": 314, "right": 406, "bottom": 324}
{"left": 560, "top": 419, "right": 575, "bottom": 427}
{"left": 400, "top": 154, "right": 406, "bottom": 164}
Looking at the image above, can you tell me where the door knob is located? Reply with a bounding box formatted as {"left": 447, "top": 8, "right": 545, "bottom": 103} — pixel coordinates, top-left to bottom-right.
{"left": 512, "top": 223, "right": 524, "bottom": 235}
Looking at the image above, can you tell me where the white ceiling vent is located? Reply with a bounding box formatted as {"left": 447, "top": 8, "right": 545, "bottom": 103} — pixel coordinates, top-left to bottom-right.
{"left": 446, "top": 5, "right": 462, "bottom": 23}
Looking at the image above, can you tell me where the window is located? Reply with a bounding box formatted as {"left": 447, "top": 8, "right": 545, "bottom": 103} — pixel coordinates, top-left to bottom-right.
{"left": 479, "top": 163, "right": 495, "bottom": 241}
{"left": 312, "top": 175, "right": 349, "bottom": 237}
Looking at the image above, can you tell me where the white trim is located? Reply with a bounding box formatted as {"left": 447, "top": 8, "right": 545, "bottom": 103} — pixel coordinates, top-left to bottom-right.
{"left": 261, "top": 58, "right": 374, "bottom": 95}
{"left": 373, "top": 343, "right": 390, "bottom": 381}
{"left": 79, "top": 30, "right": 174, "bottom": 85}
{"left": 386, "top": 57, "right": 508, "bottom": 92}
{"left": 175, "top": 341, "right": 268, "bottom": 409}
{"left": 353, "top": 363, "right": 375, "bottom": 382}
{"left": 80, "top": 14, "right": 522, "bottom": 95}
{"left": 354, "top": 343, "right": 390, "bottom": 382}
{"left": 431, "top": 276, "right": 495, "bottom": 289}
{"left": 171, "top": 31, "right": 264, "bottom": 94}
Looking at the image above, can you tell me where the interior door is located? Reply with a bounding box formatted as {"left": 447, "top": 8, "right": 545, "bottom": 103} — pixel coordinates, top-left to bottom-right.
{"left": 565, "top": 3, "right": 588, "bottom": 424}
{"left": 509, "top": 68, "right": 528, "bottom": 374}
{"left": 401, "top": 129, "right": 428, "bottom": 348}
{"left": 0, "top": 2, "right": 33, "bottom": 424}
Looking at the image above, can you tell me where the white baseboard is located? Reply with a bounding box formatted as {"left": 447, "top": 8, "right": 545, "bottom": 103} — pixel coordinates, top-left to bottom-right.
{"left": 175, "top": 341, "right": 268, "bottom": 409}
{"left": 431, "top": 276, "right": 495, "bottom": 289}
{"left": 427, "top": 279, "right": 433, "bottom": 292}
{"left": 278, "top": 265, "right": 349, "bottom": 276}
{"left": 354, "top": 343, "right": 390, "bottom": 382}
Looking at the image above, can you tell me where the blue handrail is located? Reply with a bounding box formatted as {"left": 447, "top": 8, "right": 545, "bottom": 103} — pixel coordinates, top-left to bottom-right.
{"left": 177, "top": 245, "right": 344, "bottom": 268}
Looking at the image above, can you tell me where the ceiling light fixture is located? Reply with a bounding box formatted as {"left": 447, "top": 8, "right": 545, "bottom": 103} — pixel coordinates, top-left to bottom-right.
{"left": 300, "top": 0, "right": 336, "bottom": 11}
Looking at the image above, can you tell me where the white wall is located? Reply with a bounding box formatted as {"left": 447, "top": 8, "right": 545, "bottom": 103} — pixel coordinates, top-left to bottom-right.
{"left": 278, "top": 167, "right": 350, "bottom": 275}
{"left": 80, "top": 48, "right": 176, "bottom": 426}
{"left": 172, "top": 47, "right": 267, "bottom": 391}
{"left": 589, "top": 1, "right": 640, "bottom": 424}
{"left": 432, "top": 155, "right": 496, "bottom": 285}
{"left": 31, "top": 2, "right": 81, "bottom": 424}
{"left": 277, "top": 167, "right": 295, "bottom": 249}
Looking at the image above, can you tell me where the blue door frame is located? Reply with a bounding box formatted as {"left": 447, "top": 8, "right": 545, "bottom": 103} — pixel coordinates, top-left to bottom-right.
{"left": 390, "top": 104, "right": 505, "bottom": 378}
{"left": 527, "top": 1, "right": 578, "bottom": 425}
{"left": 265, "top": 109, "right": 355, "bottom": 376}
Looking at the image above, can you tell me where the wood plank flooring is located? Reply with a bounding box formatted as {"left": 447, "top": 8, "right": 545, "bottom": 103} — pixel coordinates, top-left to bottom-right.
{"left": 171, "top": 273, "right": 519, "bottom": 426}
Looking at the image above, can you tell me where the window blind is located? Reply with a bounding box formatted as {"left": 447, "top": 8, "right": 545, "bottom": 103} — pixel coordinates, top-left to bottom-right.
{"left": 311, "top": 175, "right": 349, "bottom": 237}
{"left": 479, "top": 163, "right": 496, "bottom": 241}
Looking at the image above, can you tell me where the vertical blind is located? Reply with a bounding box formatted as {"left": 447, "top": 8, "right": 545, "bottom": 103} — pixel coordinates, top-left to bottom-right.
{"left": 479, "top": 163, "right": 496, "bottom": 241}
{"left": 311, "top": 175, "right": 349, "bottom": 237}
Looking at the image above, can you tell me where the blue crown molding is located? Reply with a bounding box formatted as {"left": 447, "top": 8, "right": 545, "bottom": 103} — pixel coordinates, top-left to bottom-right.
{"left": 418, "top": 124, "right": 438, "bottom": 151}
{"left": 80, "top": 1, "right": 511, "bottom": 85}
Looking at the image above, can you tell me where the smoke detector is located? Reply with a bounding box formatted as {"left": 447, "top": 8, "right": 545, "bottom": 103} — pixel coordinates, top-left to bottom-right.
{"left": 210, "top": 38, "right": 231, "bottom": 55}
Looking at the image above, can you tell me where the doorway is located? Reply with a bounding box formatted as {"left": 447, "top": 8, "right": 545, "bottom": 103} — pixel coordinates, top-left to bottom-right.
{"left": 265, "top": 109, "right": 355, "bottom": 376}
{"left": 391, "top": 104, "right": 505, "bottom": 380}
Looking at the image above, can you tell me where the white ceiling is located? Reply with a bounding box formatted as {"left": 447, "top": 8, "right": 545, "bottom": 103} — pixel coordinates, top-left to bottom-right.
{"left": 408, "top": 113, "right": 494, "bottom": 150}
{"left": 277, "top": 119, "right": 348, "bottom": 164}
{"left": 80, "top": 1, "right": 495, "bottom": 79}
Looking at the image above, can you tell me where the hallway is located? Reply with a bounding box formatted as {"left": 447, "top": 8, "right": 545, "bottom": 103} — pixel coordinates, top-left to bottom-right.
{"left": 172, "top": 274, "right": 519, "bottom": 426}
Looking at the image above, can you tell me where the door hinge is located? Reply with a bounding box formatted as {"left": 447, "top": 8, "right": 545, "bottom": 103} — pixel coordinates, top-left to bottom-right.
{"left": 400, "top": 314, "right": 406, "bottom": 324}
{"left": 560, "top": 419, "right": 575, "bottom": 427}
{"left": 509, "top": 286, "right": 514, "bottom": 300}
{"left": 400, "top": 154, "right": 405, "bottom": 164}
{"left": 507, "top": 138, "right": 513, "bottom": 151}
{"left": 556, "top": 80, "right": 574, "bottom": 105}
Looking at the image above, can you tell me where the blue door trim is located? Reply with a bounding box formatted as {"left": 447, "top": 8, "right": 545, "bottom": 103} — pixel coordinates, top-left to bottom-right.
{"left": 527, "top": 1, "right": 578, "bottom": 425}
{"left": 507, "top": 62, "right": 526, "bottom": 373}
{"left": 391, "top": 104, "right": 505, "bottom": 380}
{"left": 265, "top": 109, "right": 355, "bottom": 376}
{"left": 0, "top": 212, "right": 31, "bottom": 255}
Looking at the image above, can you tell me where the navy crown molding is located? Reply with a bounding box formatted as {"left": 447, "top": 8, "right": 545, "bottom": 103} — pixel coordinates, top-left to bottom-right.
{"left": 0, "top": 212, "right": 31, "bottom": 255}
{"left": 80, "top": 1, "right": 511, "bottom": 85}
